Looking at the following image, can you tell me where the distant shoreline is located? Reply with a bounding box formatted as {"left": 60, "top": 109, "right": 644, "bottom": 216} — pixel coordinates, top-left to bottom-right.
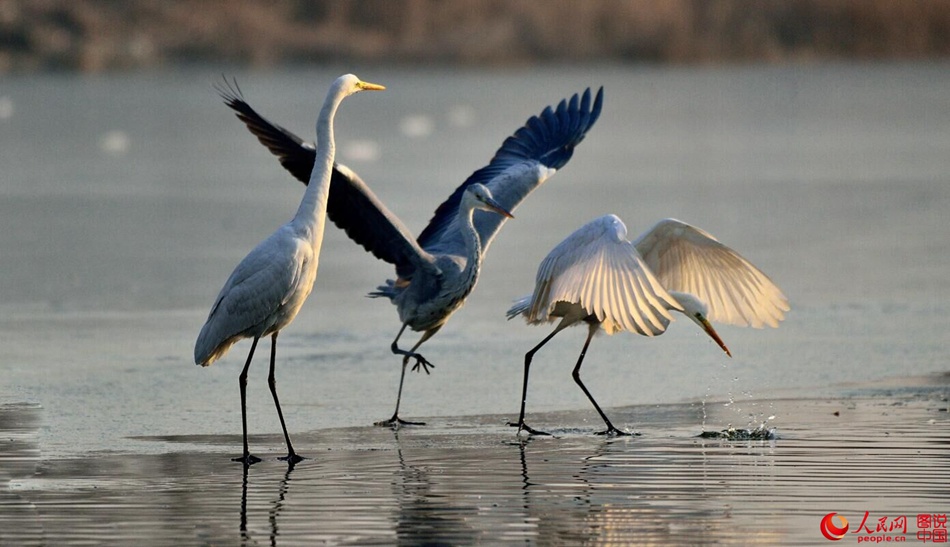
{"left": 2, "top": 0, "right": 949, "bottom": 73}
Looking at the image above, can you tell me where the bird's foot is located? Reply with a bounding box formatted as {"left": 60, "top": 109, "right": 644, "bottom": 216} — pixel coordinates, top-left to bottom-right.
{"left": 279, "top": 453, "right": 305, "bottom": 465}
{"left": 374, "top": 415, "right": 426, "bottom": 428}
{"left": 232, "top": 453, "right": 263, "bottom": 466}
{"left": 507, "top": 421, "right": 551, "bottom": 436}
{"left": 409, "top": 356, "right": 435, "bottom": 375}
{"left": 594, "top": 426, "right": 638, "bottom": 437}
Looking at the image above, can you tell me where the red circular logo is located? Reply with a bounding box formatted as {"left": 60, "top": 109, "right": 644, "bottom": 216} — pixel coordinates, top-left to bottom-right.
{"left": 820, "top": 512, "right": 850, "bottom": 541}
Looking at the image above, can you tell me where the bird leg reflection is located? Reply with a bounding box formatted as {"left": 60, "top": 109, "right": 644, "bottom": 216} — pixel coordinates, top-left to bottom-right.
{"left": 377, "top": 324, "right": 432, "bottom": 427}
{"left": 572, "top": 324, "right": 631, "bottom": 437}
{"left": 240, "top": 459, "right": 250, "bottom": 540}
{"left": 234, "top": 336, "right": 263, "bottom": 465}
{"left": 269, "top": 462, "right": 296, "bottom": 545}
{"left": 267, "top": 332, "right": 304, "bottom": 464}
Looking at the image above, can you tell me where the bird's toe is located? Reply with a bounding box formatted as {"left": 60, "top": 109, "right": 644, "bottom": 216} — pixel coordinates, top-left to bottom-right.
{"left": 509, "top": 421, "right": 551, "bottom": 436}
{"left": 232, "top": 453, "right": 263, "bottom": 466}
{"left": 280, "top": 453, "right": 305, "bottom": 465}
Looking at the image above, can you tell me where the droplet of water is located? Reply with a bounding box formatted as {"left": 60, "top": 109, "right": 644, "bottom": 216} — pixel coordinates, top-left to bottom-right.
{"left": 701, "top": 399, "right": 707, "bottom": 431}
{"left": 341, "top": 139, "right": 380, "bottom": 162}
{"left": 447, "top": 105, "right": 475, "bottom": 128}
{"left": 100, "top": 130, "right": 130, "bottom": 155}
{"left": 399, "top": 115, "right": 434, "bottom": 138}
{"left": 0, "top": 96, "right": 13, "bottom": 120}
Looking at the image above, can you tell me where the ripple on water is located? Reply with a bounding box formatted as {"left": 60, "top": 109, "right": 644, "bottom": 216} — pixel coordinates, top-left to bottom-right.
{"left": 1, "top": 393, "right": 948, "bottom": 545}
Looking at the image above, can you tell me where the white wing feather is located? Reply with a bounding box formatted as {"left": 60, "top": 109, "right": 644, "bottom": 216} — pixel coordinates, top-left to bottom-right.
{"left": 523, "top": 214, "right": 680, "bottom": 335}
{"left": 633, "top": 218, "right": 789, "bottom": 328}
{"left": 195, "top": 228, "right": 312, "bottom": 365}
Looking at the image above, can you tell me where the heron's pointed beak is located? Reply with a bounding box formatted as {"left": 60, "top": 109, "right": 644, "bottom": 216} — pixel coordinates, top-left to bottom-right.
{"left": 699, "top": 316, "right": 731, "bottom": 357}
{"left": 484, "top": 197, "right": 514, "bottom": 219}
{"left": 357, "top": 81, "right": 386, "bottom": 92}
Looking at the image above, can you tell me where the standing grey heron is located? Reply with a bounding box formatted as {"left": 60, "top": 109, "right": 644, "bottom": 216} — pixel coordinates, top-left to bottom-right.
{"left": 507, "top": 214, "right": 789, "bottom": 436}
{"left": 217, "top": 85, "right": 604, "bottom": 427}
{"left": 195, "top": 74, "right": 384, "bottom": 464}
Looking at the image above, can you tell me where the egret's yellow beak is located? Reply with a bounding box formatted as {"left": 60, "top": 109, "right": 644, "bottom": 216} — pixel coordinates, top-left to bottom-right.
{"left": 699, "top": 316, "right": 731, "bottom": 357}
{"left": 357, "top": 81, "right": 386, "bottom": 91}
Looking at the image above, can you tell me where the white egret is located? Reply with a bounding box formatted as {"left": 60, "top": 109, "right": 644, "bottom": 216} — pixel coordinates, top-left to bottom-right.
{"left": 507, "top": 214, "right": 789, "bottom": 436}
{"left": 195, "top": 74, "right": 384, "bottom": 464}
{"left": 217, "top": 86, "right": 603, "bottom": 427}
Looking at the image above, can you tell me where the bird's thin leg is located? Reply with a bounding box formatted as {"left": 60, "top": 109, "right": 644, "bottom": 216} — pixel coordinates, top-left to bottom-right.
{"left": 389, "top": 323, "right": 436, "bottom": 374}
{"left": 376, "top": 324, "right": 428, "bottom": 427}
{"left": 506, "top": 327, "right": 564, "bottom": 436}
{"left": 234, "top": 337, "right": 263, "bottom": 465}
{"left": 407, "top": 328, "right": 439, "bottom": 374}
{"left": 572, "top": 324, "right": 630, "bottom": 437}
{"left": 267, "top": 332, "right": 304, "bottom": 464}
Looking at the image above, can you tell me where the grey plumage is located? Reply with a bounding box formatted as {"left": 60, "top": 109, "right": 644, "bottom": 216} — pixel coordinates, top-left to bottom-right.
{"left": 220, "top": 85, "right": 604, "bottom": 426}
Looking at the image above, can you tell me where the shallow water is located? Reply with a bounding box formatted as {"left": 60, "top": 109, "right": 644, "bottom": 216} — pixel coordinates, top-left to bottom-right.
{"left": 1, "top": 63, "right": 949, "bottom": 543}
{"left": 3, "top": 375, "right": 948, "bottom": 545}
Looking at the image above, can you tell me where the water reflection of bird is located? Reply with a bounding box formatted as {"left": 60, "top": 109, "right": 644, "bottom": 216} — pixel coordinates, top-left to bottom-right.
{"left": 390, "top": 430, "right": 477, "bottom": 545}
{"left": 194, "top": 75, "right": 384, "bottom": 465}
{"left": 221, "top": 86, "right": 604, "bottom": 427}
{"left": 238, "top": 455, "right": 296, "bottom": 544}
{"left": 507, "top": 215, "right": 789, "bottom": 436}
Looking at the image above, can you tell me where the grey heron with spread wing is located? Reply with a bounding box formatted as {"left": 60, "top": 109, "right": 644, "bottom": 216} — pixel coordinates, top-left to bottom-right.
{"left": 195, "top": 75, "right": 384, "bottom": 465}
{"left": 507, "top": 214, "right": 789, "bottom": 436}
{"left": 217, "top": 85, "right": 603, "bottom": 427}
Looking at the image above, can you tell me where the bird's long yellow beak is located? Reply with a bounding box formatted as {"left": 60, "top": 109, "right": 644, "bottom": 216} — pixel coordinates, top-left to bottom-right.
{"left": 357, "top": 80, "right": 386, "bottom": 91}
{"left": 699, "top": 316, "right": 732, "bottom": 357}
{"left": 485, "top": 197, "right": 514, "bottom": 219}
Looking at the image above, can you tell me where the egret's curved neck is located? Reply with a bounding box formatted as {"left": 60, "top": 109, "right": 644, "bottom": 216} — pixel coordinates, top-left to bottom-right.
{"left": 292, "top": 83, "right": 347, "bottom": 242}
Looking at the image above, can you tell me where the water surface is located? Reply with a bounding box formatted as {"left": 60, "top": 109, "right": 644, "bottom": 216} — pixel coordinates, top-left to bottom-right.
{"left": 1, "top": 63, "right": 948, "bottom": 543}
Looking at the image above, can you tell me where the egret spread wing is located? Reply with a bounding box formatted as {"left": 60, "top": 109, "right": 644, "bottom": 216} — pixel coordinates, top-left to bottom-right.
{"left": 418, "top": 87, "right": 604, "bottom": 256}
{"left": 217, "top": 80, "right": 436, "bottom": 280}
{"left": 526, "top": 214, "right": 680, "bottom": 336}
{"left": 633, "top": 218, "right": 790, "bottom": 328}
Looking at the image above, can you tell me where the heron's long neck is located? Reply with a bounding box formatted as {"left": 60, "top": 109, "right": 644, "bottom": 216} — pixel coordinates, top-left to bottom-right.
{"left": 459, "top": 205, "right": 483, "bottom": 285}
{"left": 292, "top": 85, "right": 346, "bottom": 245}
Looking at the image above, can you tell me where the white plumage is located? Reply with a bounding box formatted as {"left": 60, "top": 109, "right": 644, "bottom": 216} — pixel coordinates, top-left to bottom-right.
{"left": 519, "top": 214, "right": 680, "bottom": 336}
{"left": 507, "top": 214, "right": 788, "bottom": 436}
{"left": 194, "top": 74, "right": 384, "bottom": 465}
{"left": 634, "top": 218, "right": 788, "bottom": 329}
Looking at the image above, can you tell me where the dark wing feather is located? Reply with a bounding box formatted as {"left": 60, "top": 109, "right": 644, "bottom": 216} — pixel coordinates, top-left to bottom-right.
{"left": 214, "top": 78, "right": 318, "bottom": 185}
{"left": 415, "top": 87, "right": 604, "bottom": 252}
{"left": 216, "top": 78, "right": 434, "bottom": 280}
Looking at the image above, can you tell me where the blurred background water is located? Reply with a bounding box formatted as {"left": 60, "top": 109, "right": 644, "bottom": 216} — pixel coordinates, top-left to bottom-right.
{"left": 0, "top": 63, "right": 947, "bottom": 459}
{"left": 2, "top": 4, "right": 948, "bottom": 543}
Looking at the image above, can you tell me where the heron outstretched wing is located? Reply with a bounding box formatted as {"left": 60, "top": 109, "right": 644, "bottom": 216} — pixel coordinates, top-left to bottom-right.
{"left": 418, "top": 87, "right": 604, "bottom": 256}
{"left": 633, "top": 218, "right": 790, "bottom": 328}
{"left": 216, "top": 80, "right": 435, "bottom": 281}
{"left": 525, "top": 214, "right": 679, "bottom": 336}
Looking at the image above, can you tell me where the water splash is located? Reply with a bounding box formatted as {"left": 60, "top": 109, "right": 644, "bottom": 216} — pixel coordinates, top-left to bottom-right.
{"left": 697, "top": 422, "right": 777, "bottom": 440}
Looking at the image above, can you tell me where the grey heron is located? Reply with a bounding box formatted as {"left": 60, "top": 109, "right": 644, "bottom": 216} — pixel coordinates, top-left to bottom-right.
{"left": 507, "top": 214, "right": 789, "bottom": 436}
{"left": 195, "top": 74, "right": 384, "bottom": 464}
{"left": 218, "top": 85, "right": 604, "bottom": 427}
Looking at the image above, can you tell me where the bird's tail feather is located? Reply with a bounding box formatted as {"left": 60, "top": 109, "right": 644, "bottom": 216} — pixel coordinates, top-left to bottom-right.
{"left": 506, "top": 295, "right": 532, "bottom": 320}
{"left": 367, "top": 279, "right": 396, "bottom": 299}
